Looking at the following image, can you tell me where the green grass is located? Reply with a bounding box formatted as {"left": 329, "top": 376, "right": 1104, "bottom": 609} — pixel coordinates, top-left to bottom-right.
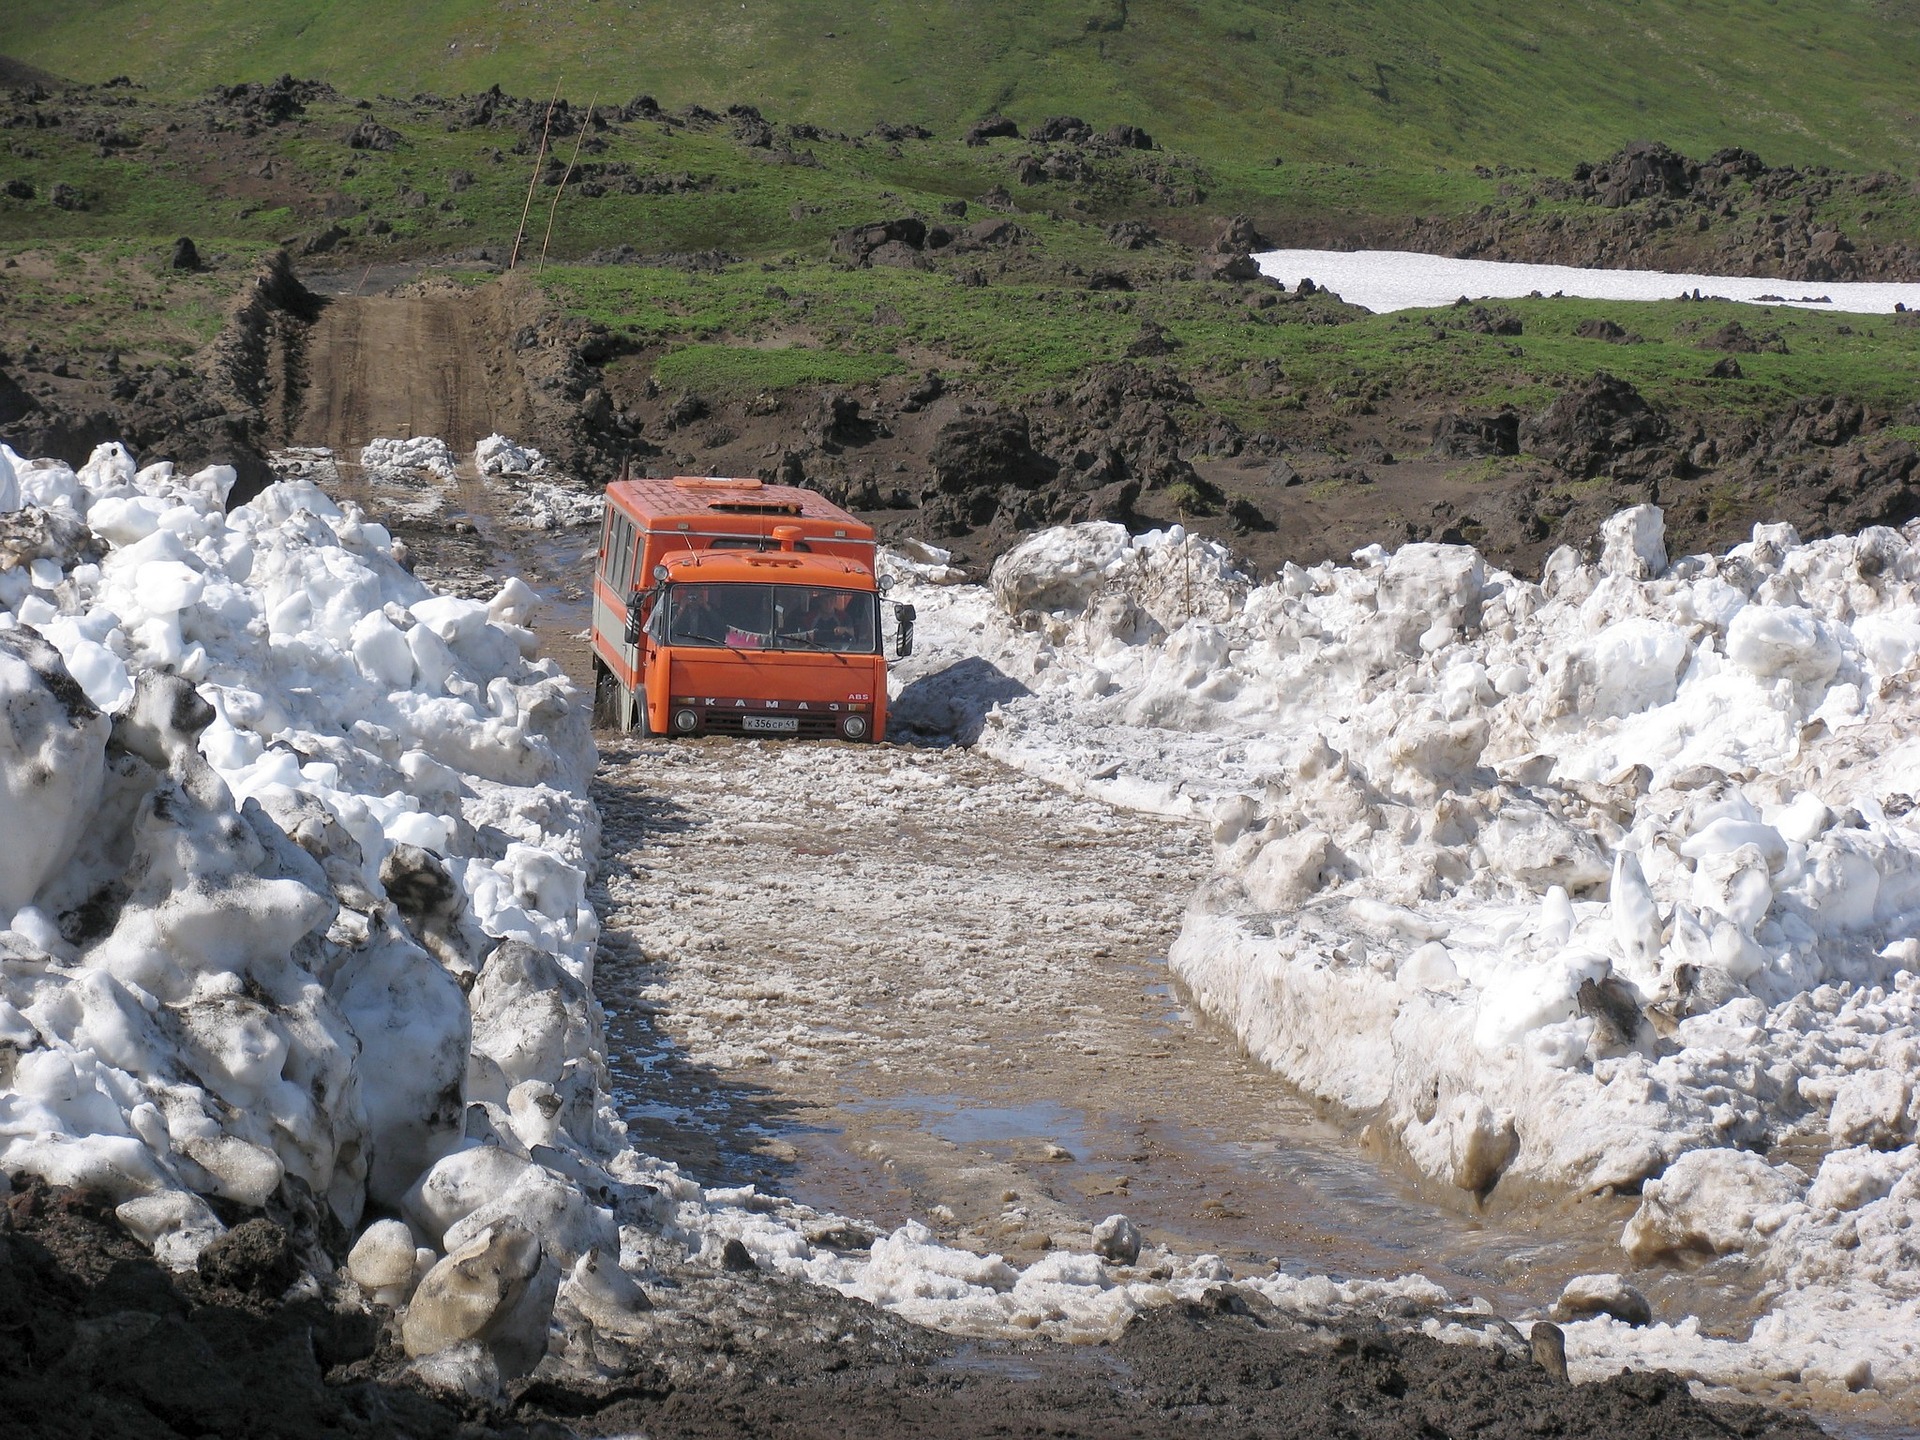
{"left": 0, "top": 239, "right": 257, "bottom": 363}
{"left": 3, "top": 75, "right": 1909, "bottom": 288}
{"left": 542, "top": 257, "right": 1920, "bottom": 437}
{"left": 6, "top": 1, "right": 1920, "bottom": 172}
{"left": 4, "top": 25, "right": 1917, "bottom": 461}
{"left": 651, "top": 343, "right": 904, "bottom": 395}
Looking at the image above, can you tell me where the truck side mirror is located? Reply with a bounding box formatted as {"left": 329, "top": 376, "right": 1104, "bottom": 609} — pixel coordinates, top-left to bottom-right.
{"left": 894, "top": 602, "right": 916, "bottom": 660}
{"left": 624, "top": 587, "right": 646, "bottom": 646}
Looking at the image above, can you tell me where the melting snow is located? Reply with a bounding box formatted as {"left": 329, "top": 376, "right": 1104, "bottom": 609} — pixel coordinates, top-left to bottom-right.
{"left": 1254, "top": 247, "right": 1920, "bottom": 314}
{"left": 889, "top": 510, "right": 1920, "bottom": 1404}
{"left": 0, "top": 436, "right": 1450, "bottom": 1399}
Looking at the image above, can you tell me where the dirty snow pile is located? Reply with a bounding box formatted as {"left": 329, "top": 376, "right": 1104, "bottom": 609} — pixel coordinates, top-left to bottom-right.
{"left": 269, "top": 445, "right": 342, "bottom": 484}
{"left": 361, "top": 435, "right": 457, "bottom": 481}
{"left": 505, "top": 480, "right": 602, "bottom": 532}
{"left": 472, "top": 435, "right": 600, "bottom": 531}
{"left": 0, "top": 440, "right": 1412, "bottom": 1399}
{"left": 889, "top": 511, "right": 1920, "bottom": 1402}
{"left": 674, "top": 1181, "right": 1484, "bottom": 1350}
{"left": 474, "top": 434, "right": 549, "bottom": 478}
{"left": 876, "top": 537, "right": 968, "bottom": 587}
{"left": 0, "top": 437, "right": 630, "bottom": 1389}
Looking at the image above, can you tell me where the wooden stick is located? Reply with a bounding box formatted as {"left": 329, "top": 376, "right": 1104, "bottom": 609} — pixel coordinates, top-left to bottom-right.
{"left": 508, "top": 82, "right": 563, "bottom": 271}
{"left": 536, "top": 96, "right": 595, "bottom": 278}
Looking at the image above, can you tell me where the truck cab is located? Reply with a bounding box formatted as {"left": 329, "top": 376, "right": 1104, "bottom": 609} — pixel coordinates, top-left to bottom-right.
{"left": 589, "top": 477, "right": 907, "bottom": 741}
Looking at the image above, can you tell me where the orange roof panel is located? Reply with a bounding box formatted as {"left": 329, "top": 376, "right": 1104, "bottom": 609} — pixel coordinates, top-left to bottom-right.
{"left": 608, "top": 476, "right": 870, "bottom": 532}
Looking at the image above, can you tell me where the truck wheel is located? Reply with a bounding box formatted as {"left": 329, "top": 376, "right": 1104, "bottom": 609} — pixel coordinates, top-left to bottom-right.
{"left": 593, "top": 661, "right": 653, "bottom": 734}
{"left": 591, "top": 658, "right": 619, "bottom": 729}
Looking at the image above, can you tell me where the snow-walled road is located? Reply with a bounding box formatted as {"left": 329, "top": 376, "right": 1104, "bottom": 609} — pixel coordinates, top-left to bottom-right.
{"left": 589, "top": 734, "right": 1658, "bottom": 1312}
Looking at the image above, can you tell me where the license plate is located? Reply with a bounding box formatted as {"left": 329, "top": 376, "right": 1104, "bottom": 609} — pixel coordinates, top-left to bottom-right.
{"left": 741, "top": 715, "right": 800, "bottom": 733}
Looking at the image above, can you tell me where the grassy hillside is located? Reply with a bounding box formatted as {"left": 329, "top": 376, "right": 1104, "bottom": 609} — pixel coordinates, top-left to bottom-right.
{"left": 543, "top": 261, "right": 1920, "bottom": 424}
{"left": 5, "top": 0, "right": 1920, "bottom": 171}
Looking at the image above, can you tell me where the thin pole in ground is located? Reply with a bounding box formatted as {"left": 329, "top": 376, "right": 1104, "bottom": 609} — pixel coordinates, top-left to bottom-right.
{"left": 509, "top": 82, "right": 563, "bottom": 271}
{"left": 537, "top": 97, "right": 596, "bottom": 278}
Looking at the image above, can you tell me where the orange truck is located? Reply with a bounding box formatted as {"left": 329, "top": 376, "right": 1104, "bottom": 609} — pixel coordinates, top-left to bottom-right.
{"left": 588, "top": 476, "right": 914, "bottom": 740}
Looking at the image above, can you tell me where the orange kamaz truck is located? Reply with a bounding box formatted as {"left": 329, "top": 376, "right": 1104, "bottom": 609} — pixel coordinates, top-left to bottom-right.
{"left": 588, "top": 476, "right": 913, "bottom": 740}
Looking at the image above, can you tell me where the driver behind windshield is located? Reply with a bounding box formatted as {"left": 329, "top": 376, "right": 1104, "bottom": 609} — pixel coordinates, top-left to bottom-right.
{"left": 667, "top": 585, "right": 727, "bottom": 646}
{"left": 783, "top": 589, "right": 855, "bottom": 647}
{"left": 668, "top": 584, "right": 773, "bottom": 647}
{"left": 667, "top": 584, "right": 873, "bottom": 651}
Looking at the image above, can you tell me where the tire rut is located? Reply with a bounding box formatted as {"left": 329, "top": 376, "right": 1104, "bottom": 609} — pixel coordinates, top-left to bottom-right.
{"left": 293, "top": 291, "right": 508, "bottom": 454}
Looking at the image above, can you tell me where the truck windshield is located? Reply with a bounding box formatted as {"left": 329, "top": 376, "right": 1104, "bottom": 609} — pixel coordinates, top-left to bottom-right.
{"left": 665, "top": 583, "right": 878, "bottom": 654}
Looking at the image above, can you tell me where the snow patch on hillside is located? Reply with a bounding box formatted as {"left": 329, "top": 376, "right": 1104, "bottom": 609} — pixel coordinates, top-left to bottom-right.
{"left": 1254, "top": 247, "right": 1920, "bottom": 314}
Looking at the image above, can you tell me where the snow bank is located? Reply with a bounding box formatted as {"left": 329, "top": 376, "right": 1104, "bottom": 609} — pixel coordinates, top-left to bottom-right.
{"left": 0, "top": 440, "right": 598, "bottom": 1292}
{"left": 474, "top": 434, "right": 548, "bottom": 478}
{"left": 470, "top": 435, "right": 598, "bottom": 530}
{"left": 1254, "top": 247, "right": 1920, "bottom": 314}
{"left": 505, "top": 480, "right": 601, "bottom": 531}
{"left": 362, "top": 436, "right": 457, "bottom": 480}
{"left": 886, "top": 510, "right": 1920, "bottom": 1401}
{"left": 15, "top": 433, "right": 1910, "bottom": 1401}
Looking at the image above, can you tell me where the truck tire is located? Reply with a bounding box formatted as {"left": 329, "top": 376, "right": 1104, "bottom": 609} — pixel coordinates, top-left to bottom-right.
{"left": 592, "top": 660, "right": 652, "bottom": 734}
{"left": 591, "top": 658, "right": 620, "bottom": 729}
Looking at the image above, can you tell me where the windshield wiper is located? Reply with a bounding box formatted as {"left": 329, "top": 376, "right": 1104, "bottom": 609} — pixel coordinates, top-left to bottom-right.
{"left": 674, "top": 629, "right": 732, "bottom": 646}
{"left": 773, "top": 631, "right": 833, "bottom": 651}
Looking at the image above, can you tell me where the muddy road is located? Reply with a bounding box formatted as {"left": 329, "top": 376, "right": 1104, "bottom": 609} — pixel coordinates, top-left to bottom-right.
{"left": 293, "top": 287, "right": 522, "bottom": 456}
{"left": 586, "top": 735, "right": 1758, "bottom": 1328}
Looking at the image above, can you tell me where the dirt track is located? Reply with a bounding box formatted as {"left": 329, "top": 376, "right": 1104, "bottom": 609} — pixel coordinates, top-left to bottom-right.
{"left": 293, "top": 289, "right": 516, "bottom": 454}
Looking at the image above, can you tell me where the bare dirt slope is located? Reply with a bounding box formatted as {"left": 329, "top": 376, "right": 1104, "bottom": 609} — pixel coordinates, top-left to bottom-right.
{"left": 292, "top": 288, "right": 518, "bottom": 454}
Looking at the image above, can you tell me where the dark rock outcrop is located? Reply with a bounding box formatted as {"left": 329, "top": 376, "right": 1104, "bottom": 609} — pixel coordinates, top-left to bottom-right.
{"left": 1575, "top": 318, "right": 1636, "bottom": 343}
{"left": 831, "top": 218, "right": 927, "bottom": 267}
{"left": 343, "top": 118, "right": 401, "bottom": 151}
{"left": 965, "top": 116, "right": 1020, "bottom": 145}
{"left": 1105, "top": 219, "right": 1157, "bottom": 250}
{"left": 1028, "top": 116, "right": 1093, "bottom": 144}
{"left": 1213, "top": 215, "right": 1270, "bottom": 253}
{"left": 1430, "top": 412, "right": 1520, "bottom": 460}
{"left": 211, "top": 74, "right": 334, "bottom": 127}
{"left": 1696, "top": 320, "right": 1786, "bottom": 354}
{"left": 1581, "top": 140, "right": 1695, "bottom": 208}
{"left": 1521, "top": 373, "right": 1669, "bottom": 479}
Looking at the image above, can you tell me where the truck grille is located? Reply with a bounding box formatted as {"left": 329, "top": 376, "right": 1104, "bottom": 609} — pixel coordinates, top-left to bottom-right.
{"left": 701, "top": 710, "right": 845, "bottom": 739}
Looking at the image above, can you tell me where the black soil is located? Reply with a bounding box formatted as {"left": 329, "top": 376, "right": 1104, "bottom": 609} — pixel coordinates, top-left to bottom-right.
{"left": 0, "top": 1177, "right": 1827, "bottom": 1440}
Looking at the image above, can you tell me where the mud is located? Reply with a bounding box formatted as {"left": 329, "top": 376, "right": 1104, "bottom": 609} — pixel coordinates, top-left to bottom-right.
{"left": 583, "top": 732, "right": 1801, "bottom": 1354}
{"left": 292, "top": 289, "right": 519, "bottom": 456}
{"left": 0, "top": 1176, "right": 478, "bottom": 1440}
{"left": 0, "top": 1174, "right": 1828, "bottom": 1440}
{"left": 564, "top": 1298, "right": 1827, "bottom": 1440}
